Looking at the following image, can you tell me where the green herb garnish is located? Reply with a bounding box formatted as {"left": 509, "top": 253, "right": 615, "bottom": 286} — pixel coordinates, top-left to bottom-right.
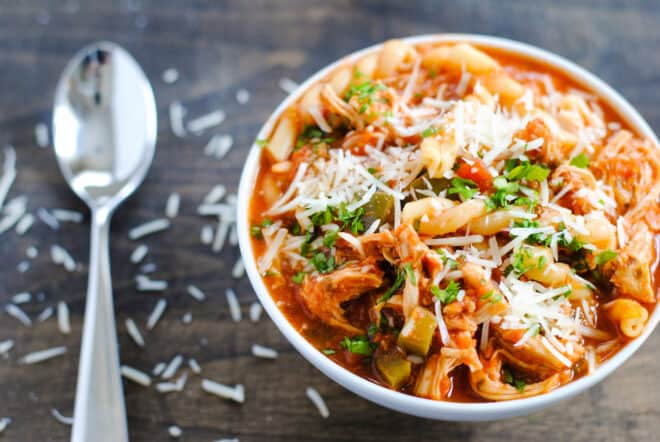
{"left": 340, "top": 335, "right": 375, "bottom": 356}
{"left": 310, "top": 252, "right": 336, "bottom": 274}
{"left": 421, "top": 126, "right": 440, "bottom": 138}
{"left": 570, "top": 153, "right": 590, "bottom": 169}
{"left": 292, "top": 271, "right": 306, "bottom": 284}
{"left": 506, "top": 161, "right": 550, "bottom": 182}
{"left": 447, "top": 177, "right": 479, "bottom": 201}
{"left": 378, "top": 270, "right": 406, "bottom": 303}
{"left": 323, "top": 230, "right": 338, "bottom": 248}
{"left": 344, "top": 81, "right": 386, "bottom": 114}
{"left": 431, "top": 280, "right": 461, "bottom": 304}
{"left": 403, "top": 263, "right": 417, "bottom": 284}
{"left": 595, "top": 250, "right": 617, "bottom": 266}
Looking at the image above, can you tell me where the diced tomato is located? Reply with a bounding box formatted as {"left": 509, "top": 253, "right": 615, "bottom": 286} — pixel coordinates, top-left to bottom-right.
{"left": 455, "top": 159, "right": 493, "bottom": 192}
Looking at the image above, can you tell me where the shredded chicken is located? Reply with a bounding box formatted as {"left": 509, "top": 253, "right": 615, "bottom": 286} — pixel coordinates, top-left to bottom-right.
{"left": 414, "top": 347, "right": 482, "bottom": 400}
{"left": 460, "top": 262, "right": 508, "bottom": 322}
{"left": 604, "top": 223, "right": 656, "bottom": 303}
{"left": 594, "top": 130, "right": 660, "bottom": 218}
{"left": 321, "top": 84, "right": 364, "bottom": 130}
{"left": 519, "top": 117, "right": 575, "bottom": 165}
{"left": 469, "top": 351, "right": 561, "bottom": 401}
{"left": 550, "top": 164, "right": 600, "bottom": 215}
{"left": 300, "top": 257, "right": 384, "bottom": 332}
{"left": 495, "top": 332, "right": 584, "bottom": 376}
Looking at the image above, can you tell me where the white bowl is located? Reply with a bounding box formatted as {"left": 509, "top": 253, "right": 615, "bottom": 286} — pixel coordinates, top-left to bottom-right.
{"left": 237, "top": 34, "right": 660, "bottom": 421}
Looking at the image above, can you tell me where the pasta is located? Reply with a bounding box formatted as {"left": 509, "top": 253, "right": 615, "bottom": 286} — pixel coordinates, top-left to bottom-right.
{"left": 250, "top": 40, "right": 659, "bottom": 402}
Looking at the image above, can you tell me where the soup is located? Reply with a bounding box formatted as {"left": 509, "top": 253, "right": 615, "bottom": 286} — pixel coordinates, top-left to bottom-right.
{"left": 249, "top": 40, "right": 659, "bottom": 402}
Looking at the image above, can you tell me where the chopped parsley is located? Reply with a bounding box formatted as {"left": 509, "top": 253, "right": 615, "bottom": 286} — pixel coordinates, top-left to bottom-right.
{"left": 421, "top": 126, "right": 441, "bottom": 138}
{"left": 337, "top": 204, "right": 365, "bottom": 235}
{"left": 323, "top": 230, "right": 338, "bottom": 248}
{"left": 310, "top": 207, "right": 333, "bottom": 226}
{"left": 322, "top": 348, "right": 336, "bottom": 355}
{"left": 344, "top": 81, "right": 386, "bottom": 114}
{"left": 487, "top": 161, "right": 549, "bottom": 209}
{"left": 486, "top": 175, "right": 520, "bottom": 209}
{"left": 512, "top": 219, "right": 551, "bottom": 246}
{"left": 503, "top": 368, "right": 526, "bottom": 392}
{"left": 511, "top": 247, "right": 535, "bottom": 276}
{"left": 250, "top": 225, "right": 263, "bottom": 239}
{"left": 402, "top": 263, "right": 417, "bottom": 284}
{"left": 367, "top": 324, "right": 379, "bottom": 339}
{"left": 570, "top": 153, "right": 590, "bottom": 169}
{"left": 310, "top": 252, "right": 335, "bottom": 274}
{"left": 595, "top": 250, "right": 618, "bottom": 266}
{"left": 292, "top": 271, "right": 306, "bottom": 284}
{"left": 556, "top": 228, "right": 585, "bottom": 252}
{"left": 537, "top": 255, "right": 547, "bottom": 270}
{"left": 480, "top": 290, "right": 503, "bottom": 304}
{"left": 255, "top": 139, "right": 268, "bottom": 147}
{"left": 250, "top": 219, "right": 273, "bottom": 239}
{"left": 436, "top": 249, "right": 458, "bottom": 269}
{"left": 431, "top": 280, "right": 461, "bottom": 304}
{"left": 295, "top": 125, "right": 334, "bottom": 149}
{"left": 513, "top": 379, "right": 527, "bottom": 393}
{"left": 341, "top": 335, "right": 375, "bottom": 356}
{"left": 289, "top": 221, "right": 302, "bottom": 235}
{"left": 378, "top": 269, "right": 406, "bottom": 303}
{"left": 505, "top": 160, "right": 550, "bottom": 182}
{"left": 300, "top": 231, "right": 314, "bottom": 256}
{"left": 447, "top": 177, "right": 479, "bottom": 201}
{"left": 309, "top": 204, "right": 365, "bottom": 235}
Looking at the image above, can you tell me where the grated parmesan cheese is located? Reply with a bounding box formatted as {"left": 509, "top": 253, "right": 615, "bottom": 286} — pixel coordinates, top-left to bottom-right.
{"left": 121, "top": 365, "right": 151, "bottom": 386}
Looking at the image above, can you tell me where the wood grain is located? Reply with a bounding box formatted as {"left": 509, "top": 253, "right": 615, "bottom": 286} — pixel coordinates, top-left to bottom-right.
{"left": 0, "top": 1, "right": 659, "bottom": 441}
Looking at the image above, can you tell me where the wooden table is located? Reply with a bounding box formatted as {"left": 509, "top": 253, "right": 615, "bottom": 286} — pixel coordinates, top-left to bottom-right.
{"left": 1, "top": 1, "right": 659, "bottom": 441}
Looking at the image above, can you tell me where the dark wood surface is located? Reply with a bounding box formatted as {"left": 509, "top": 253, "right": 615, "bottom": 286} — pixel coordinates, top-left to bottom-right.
{"left": 1, "top": 1, "right": 659, "bottom": 441}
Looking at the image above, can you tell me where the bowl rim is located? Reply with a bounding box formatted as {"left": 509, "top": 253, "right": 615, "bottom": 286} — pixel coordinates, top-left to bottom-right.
{"left": 237, "top": 33, "right": 660, "bottom": 421}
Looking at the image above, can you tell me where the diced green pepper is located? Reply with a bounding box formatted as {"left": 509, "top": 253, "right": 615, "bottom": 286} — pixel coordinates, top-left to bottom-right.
{"left": 361, "top": 191, "right": 394, "bottom": 227}
{"left": 397, "top": 306, "right": 437, "bottom": 356}
{"left": 410, "top": 175, "right": 451, "bottom": 195}
{"left": 375, "top": 353, "right": 412, "bottom": 389}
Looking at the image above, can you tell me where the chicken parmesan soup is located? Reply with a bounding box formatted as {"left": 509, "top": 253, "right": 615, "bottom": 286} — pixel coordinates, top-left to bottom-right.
{"left": 249, "top": 40, "right": 660, "bottom": 402}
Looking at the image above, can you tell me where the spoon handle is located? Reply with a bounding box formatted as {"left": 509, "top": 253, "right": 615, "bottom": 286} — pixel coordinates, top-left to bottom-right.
{"left": 71, "top": 209, "right": 128, "bottom": 442}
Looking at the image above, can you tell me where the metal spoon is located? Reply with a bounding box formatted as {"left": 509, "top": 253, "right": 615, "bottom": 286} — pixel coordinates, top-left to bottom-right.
{"left": 52, "top": 41, "right": 157, "bottom": 442}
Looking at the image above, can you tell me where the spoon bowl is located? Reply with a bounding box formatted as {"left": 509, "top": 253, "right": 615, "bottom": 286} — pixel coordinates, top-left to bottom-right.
{"left": 53, "top": 41, "right": 157, "bottom": 210}
{"left": 52, "top": 41, "right": 157, "bottom": 442}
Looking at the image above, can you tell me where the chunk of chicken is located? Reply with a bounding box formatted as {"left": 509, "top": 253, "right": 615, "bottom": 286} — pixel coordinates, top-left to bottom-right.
{"left": 550, "top": 164, "right": 600, "bottom": 215}
{"left": 359, "top": 230, "right": 396, "bottom": 260}
{"left": 300, "top": 258, "right": 384, "bottom": 332}
{"left": 604, "top": 223, "right": 656, "bottom": 303}
{"left": 594, "top": 130, "right": 660, "bottom": 215}
{"left": 469, "top": 351, "right": 561, "bottom": 401}
{"left": 394, "top": 224, "right": 430, "bottom": 318}
{"left": 414, "top": 347, "right": 482, "bottom": 400}
{"left": 460, "top": 262, "right": 509, "bottom": 322}
{"left": 394, "top": 224, "right": 429, "bottom": 264}
{"left": 494, "top": 332, "right": 584, "bottom": 376}
{"left": 518, "top": 117, "right": 576, "bottom": 166}
{"left": 320, "top": 84, "right": 364, "bottom": 130}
